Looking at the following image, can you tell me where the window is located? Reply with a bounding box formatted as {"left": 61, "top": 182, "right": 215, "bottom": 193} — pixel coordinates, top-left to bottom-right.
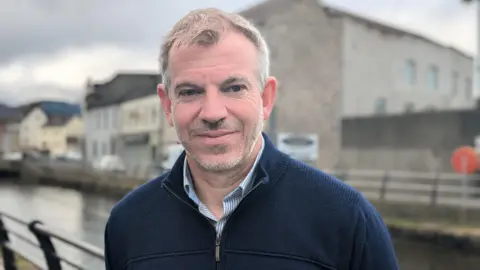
{"left": 374, "top": 97, "right": 387, "bottom": 115}
{"left": 451, "top": 71, "right": 458, "bottom": 95}
{"left": 465, "top": 77, "right": 472, "bottom": 99}
{"left": 151, "top": 146, "right": 157, "bottom": 160}
{"left": 427, "top": 65, "right": 438, "bottom": 90}
{"left": 110, "top": 139, "right": 116, "bottom": 155}
{"left": 111, "top": 111, "right": 117, "bottom": 128}
{"left": 102, "top": 141, "right": 108, "bottom": 156}
{"left": 96, "top": 111, "right": 101, "bottom": 129}
{"left": 151, "top": 107, "right": 157, "bottom": 124}
{"left": 103, "top": 110, "right": 109, "bottom": 129}
{"left": 405, "top": 59, "right": 416, "bottom": 86}
{"left": 92, "top": 141, "right": 98, "bottom": 158}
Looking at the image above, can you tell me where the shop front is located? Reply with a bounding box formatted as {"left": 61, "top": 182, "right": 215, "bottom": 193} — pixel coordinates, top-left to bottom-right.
{"left": 120, "top": 132, "right": 156, "bottom": 168}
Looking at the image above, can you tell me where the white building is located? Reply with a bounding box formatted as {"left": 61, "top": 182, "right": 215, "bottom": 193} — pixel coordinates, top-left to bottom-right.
{"left": 336, "top": 7, "right": 474, "bottom": 116}
{"left": 83, "top": 105, "right": 120, "bottom": 162}
{"left": 83, "top": 72, "right": 161, "bottom": 163}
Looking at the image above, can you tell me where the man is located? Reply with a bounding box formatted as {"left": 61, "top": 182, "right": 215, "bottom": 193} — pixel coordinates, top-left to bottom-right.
{"left": 104, "top": 7, "right": 399, "bottom": 270}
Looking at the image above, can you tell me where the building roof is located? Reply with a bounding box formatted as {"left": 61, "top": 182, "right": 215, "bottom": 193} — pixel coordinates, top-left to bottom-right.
{"left": 240, "top": 0, "right": 471, "bottom": 60}
{"left": 85, "top": 72, "right": 160, "bottom": 110}
{"left": 0, "top": 100, "right": 80, "bottom": 124}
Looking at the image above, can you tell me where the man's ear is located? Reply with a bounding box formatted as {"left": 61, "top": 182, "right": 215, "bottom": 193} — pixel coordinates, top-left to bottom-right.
{"left": 157, "top": 84, "right": 174, "bottom": 126}
{"left": 261, "top": 76, "right": 277, "bottom": 120}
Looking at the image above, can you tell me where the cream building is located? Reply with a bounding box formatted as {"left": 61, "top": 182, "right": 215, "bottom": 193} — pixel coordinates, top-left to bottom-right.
{"left": 18, "top": 107, "right": 84, "bottom": 155}
{"left": 119, "top": 94, "right": 177, "bottom": 166}
{"left": 41, "top": 116, "right": 84, "bottom": 155}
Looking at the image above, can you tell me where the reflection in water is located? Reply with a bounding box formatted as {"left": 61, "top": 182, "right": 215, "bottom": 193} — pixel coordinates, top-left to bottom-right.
{"left": 0, "top": 182, "right": 116, "bottom": 269}
{"left": 1, "top": 182, "right": 480, "bottom": 269}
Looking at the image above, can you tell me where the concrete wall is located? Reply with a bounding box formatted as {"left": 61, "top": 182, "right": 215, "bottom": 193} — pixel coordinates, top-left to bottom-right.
{"left": 340, "top": 7, "right": 473, "bottom": 117}
{"left": 339, "top": 110, "right": 480, "bottom": 172}
{"left": 242, "top": 0, "right": 344, "bottom": 169}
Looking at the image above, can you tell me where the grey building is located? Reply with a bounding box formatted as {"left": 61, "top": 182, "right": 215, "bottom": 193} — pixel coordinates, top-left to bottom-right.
{"left": 83, "top": 72, "right": 160, "bottom": 163}
{"left": 336, "top": 7, "right": 474, "bottom": 117}
{"left": 240, "top": 0, "right": 474, "bottom": 169}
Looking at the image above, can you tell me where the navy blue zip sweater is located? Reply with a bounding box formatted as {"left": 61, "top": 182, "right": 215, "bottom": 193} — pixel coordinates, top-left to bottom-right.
{"left": 104, "top": 134, "right": 399, "bottom": 270}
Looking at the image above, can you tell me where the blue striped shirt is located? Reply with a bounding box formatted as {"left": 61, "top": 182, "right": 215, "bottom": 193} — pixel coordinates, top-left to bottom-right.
{"left": 183, "top": 137, "right": 265, "bottom": 236}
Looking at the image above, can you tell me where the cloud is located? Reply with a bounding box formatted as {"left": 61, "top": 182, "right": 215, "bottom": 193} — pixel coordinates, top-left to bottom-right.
{"left": 0, "top": 0, "right": 262, "bottom": 65}
{"left": 0, "top": 0, "right": 477, "bottom": 105}
{"left": 324, "top": 0, "right": 476, "bottom": 54}
{"left": 0, "top": 44, "right": 158, "bottom": 105}
{"left": 0, "top": 0, "right": 262, "bottom": 105}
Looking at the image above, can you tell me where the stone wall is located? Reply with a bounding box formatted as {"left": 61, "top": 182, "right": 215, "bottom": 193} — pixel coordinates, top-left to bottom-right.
{"left": 339, "top": 109, "right": 480, "bottom": 172}
{"left": 242, "top": 0, "right": 344, "bottom": 169}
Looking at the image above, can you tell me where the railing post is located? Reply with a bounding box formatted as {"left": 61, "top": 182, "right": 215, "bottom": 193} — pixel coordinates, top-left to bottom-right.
{"left": 0, "top": 215, "right": 17, "bottom": 270}
{"left": 379, "top": 171, "right": 390, "bottom": 201}
{"left": 28, "top": 221, "right": 62, "bottom": 270}
{"left": 430, "top": 171, "right": 440, "bottom": 207}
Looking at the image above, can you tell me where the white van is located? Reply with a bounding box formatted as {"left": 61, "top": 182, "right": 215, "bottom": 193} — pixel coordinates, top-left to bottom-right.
{"left": 162, "top": 144, "right": 185, "bottom": 170}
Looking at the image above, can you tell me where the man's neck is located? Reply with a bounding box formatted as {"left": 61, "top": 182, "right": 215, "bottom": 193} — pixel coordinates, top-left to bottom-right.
{"left": 187, "top": 137, "right": 263, "bottom": 218}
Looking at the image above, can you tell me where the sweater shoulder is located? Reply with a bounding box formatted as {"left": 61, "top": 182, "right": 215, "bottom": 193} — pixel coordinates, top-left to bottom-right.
{"left": 107, "top": 172, "right": 169, "bottom": 223}
{"left": 281, "top": 158, "right": 370, "bottom": 211}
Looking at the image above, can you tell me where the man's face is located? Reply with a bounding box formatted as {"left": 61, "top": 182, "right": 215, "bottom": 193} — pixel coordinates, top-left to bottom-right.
{"left": 158, "top": 31, "right": 276, "bottom": 172}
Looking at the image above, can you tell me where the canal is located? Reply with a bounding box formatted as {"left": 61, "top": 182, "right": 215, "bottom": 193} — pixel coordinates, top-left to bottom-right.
{"left": 1, "top": 182, "right": 480, "bottom": 270}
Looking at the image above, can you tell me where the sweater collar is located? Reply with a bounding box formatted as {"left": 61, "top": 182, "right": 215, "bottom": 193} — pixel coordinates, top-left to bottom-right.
{"left": 162, "top": 132, "right": 288, "bottom": 199}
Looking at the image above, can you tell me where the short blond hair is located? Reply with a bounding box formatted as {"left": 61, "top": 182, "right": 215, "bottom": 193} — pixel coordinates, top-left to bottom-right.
{"left": 159, "top": 8, "right": 270, "bottom": 93}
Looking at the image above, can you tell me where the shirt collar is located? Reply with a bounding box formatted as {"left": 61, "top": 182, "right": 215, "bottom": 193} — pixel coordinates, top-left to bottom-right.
{"left": 183, "top": 136, "right": 265, "bottom": 198}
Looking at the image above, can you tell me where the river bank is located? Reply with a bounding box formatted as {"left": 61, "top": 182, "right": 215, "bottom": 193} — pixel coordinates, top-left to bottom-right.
{"left": 386, "top": 218, "right": 480, "bottom": 253}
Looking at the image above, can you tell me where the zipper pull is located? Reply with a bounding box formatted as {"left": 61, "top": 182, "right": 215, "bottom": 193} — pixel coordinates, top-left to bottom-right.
{"left": 215, "top": 237, "right": 221, "bottom": 262}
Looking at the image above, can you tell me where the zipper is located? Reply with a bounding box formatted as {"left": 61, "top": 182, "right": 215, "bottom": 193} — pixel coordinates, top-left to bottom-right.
{"left": 164, "top": 184, "right": 222, "bottom": 267}
{"left": 163, "top": 178, "right": 266, "bottom": 268}
{"left": 215, "top": 235, "right": 221, "bottom": 262}
{"left": 212, "top": 179, "right": 265, "bottom": 266}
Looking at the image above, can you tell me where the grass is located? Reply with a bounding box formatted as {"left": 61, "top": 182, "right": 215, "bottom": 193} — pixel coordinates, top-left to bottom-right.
{"left": 14, "top": 253, "right": 40, "bottom": 270}
{"left": 384, "top": 218, "right": 480, "bottom": 237}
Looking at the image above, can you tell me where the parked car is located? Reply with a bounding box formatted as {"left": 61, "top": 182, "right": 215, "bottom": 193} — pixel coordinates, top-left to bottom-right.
{"left": 92, "top": 155, "right": 126, "bottom": 173}
{"left": 2, "top": 152, "right": 22, "bottom": 161}
{"left": 162, "top": 144, "right": 184, "bottom": 170}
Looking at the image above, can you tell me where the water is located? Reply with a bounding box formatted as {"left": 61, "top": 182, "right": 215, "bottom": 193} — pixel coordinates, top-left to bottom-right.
{"left": 0, "top": 182, "right": 115, "bottom": 269}
{"left": 1, "top": 182, "right": 480, "bottom": 270}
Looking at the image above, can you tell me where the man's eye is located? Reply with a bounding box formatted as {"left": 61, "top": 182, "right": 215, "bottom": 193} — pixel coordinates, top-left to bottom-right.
{"left": 225, "top": 85, "right": 246, "bottom": 92}
{"left": 179, "top": 89, "right": 201, "bottom": 96}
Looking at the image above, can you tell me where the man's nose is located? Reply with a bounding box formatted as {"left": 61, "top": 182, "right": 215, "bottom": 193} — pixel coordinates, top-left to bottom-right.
{"left": 199, "top": 88, "right": 228, "bottom": 124}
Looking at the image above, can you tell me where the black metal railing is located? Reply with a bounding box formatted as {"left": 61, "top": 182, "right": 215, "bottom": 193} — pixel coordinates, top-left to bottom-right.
{"left": 0, "top": 211, "right": 104, "bottom": 270}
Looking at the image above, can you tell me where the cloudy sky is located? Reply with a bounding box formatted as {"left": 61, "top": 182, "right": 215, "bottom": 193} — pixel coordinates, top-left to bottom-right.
{"left": 0, "top": 0, "right": 477, "bottom": 105}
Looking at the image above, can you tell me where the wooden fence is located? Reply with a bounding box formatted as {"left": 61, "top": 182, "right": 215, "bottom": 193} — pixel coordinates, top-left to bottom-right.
{"left": 325, "top": 169, "right": 480, "bottom": 211}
